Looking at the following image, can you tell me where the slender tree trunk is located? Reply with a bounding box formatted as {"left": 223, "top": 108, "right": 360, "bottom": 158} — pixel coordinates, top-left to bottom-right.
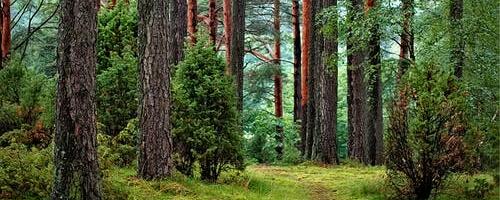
{"left": 208, "top": 0, "right": 217, "bottom": 44}
{"left": 110, "top": 0, "right": 117, "bottom": 8}
{"left": 301, "top": 0, "right": 312, "bottom": 158}
{"left": 187, "top": 0, "right": 198, "bottom": 44}
{"left": 52, "top": 0, "right": 101, "bottom": 199}
{"left": 313, "top": 0, "right": 339, "bottom": 165}
{"left": 347, "top": 0, "right": 366, "bottom": 163}
{"left": 137, "top": 0, "right": 173, "bottom": 180}
{"left": 364, "top": 0, "right": 383, "bottom": 165}
{"left": 1, "top": 0, "right": 10, "bottom": 59}
{"left": 292, "top": 0, "right": 301, "bottom": 124}
{"left": 178, "top": 0, "right": 187, "bottom": 60}
{"left": 273, "top": 0, "right": 284, "bottom": 160}
{"left": 223, "top": 0, "right": 232, "bottom": 69}
{"left": 450, "top": 0, "right": 464, "bottom": 79}
{"left": 0, "top": 0, "right": 3, "bottom": 69}
{"left": 230, "top": 0, "right": 245, "bottom": 111}
{"left": 398, "top": 0, "right": 414, "bottom": 82}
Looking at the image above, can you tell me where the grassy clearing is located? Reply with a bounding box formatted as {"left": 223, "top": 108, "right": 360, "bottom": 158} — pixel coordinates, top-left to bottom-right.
{"left": 105, "top": 164, "right": 499, "bottom": 200}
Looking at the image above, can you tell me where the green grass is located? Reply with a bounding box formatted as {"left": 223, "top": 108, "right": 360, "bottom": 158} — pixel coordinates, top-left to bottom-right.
{"left": 104, "top": 164, "right": 499, "bottom": 200}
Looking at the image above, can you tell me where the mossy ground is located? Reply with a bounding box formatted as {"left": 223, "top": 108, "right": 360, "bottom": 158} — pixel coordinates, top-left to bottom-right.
{"left": 105, "top": 164, "right": 499, "bottom": 200}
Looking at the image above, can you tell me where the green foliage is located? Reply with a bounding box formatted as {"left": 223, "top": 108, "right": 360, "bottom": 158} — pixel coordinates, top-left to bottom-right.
{"left": 0, "top": 62, "right": 55, "bottom": 140}
{"left": 173, "top": 36, "right": 244, "bottom": 181}
{"left": 98, "top": 119, "right": 139, "bottom": 168}
{"left": 465, "top": 178, "right": 495, "bottom": 200}
{"left": 387, "top": 64, "right": 469, "bottom": 199}
{"left": 97, "top": 50, "right": 139, "bottom": 136}
{"left": 97, "top": 2, "right": 139, "bottom": 136}
{"left": 0, "top": 144, "right": 53, "bottom": 199}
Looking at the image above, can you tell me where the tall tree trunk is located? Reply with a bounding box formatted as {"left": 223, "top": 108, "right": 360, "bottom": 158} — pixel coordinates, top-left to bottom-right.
{"left": 230, "top": 0, "right": 245, "bottom": 112}
{"left": 301, "top": 0, "right": 312, "bottom": 158}
{"left": 187, "top": 0, "right": 198, "bottom": 44}
{"left": 177, "top": 0, "right": 187, "bottom": 61}
{"left": 1, "top": 0, "right": 10, "bottom": 59}
{"left": 52, "top": 0, "right": 101, "bottom": 199}
{"left": 273, "top": 0, "right": 284, "bottom": 160}
{"left": 364, "top": 0, "right": 384, "bottom": 165}
{"left": 208, "top": 0, "right": 217, "bottom": 44}
{"left": 110, "top": 0, "right": 117, "bottom": 8}
{"left": 450, "top": 0, "right": 464, "bottom": 79}
{"left": 137, "top": 0, "right": 174, "bottom": 180}
{"left": 398, "top": 0, "right": 414, "bottom": 82}
{"left": 347, "top": 0, "right": 366, "bottom": 163}
{"left": 223, "top": 0, "right": 232, "bottom": 69}
{"left": 0, "top": 0, "right": 3, "bottom": 69}
{"left": 314, "top": 0, "right": 339, "bottom": 165}
{"left": 292, "top": 0, "right": 301, "bottom": 125}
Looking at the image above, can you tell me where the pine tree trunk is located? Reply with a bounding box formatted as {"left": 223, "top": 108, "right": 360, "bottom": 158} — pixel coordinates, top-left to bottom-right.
{"left": 315, "top": 0, "right": 339, "bottom": 165}
{"left": 450, "top": 0, "right": 464, "bottom": 79}
{"left": 52, "top": 0, "right": 101, "bottom": 199}
{"left": 187, "top": 0, "right": 197, "bottom": 44}
{"left": 230, "top": 0, "right": 245, "bottom": 112}
{"left": 292, "top": 0, "right": 302, "bottom": 125}
{"left": 398, "top": 0, "right": 414, "bottom": 82}
{"left": 273, "top": 0, "right": 284, "bottom": 160}
{"left": 301, "top": 0, "right": 312, "bottom": 158}
{"left": 223, "top": 0, "right": 232, "bottom": 69}
{"left": 208, "top": 0, "right": 217, "bottom": 44}
{"left": 365, "top": 0, "right": 384, "bottom": 165}
{"left": 347, "top": 0, "right": 366, "bottom": 163}
{"left": 1, "top": 0, "right": 10, "bottom": 59}
{"left": 137, "top": 0, "right": 173, "bottom": 180}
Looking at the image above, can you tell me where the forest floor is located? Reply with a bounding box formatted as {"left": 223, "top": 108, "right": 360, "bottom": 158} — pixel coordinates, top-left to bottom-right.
{"left": 106, "top": 164, "right": 499, "bottom": 200}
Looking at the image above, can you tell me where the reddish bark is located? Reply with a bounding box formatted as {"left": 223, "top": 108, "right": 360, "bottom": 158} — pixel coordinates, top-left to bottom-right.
{"left": 2, "top": 0, "right": 10, "bottom": 59}
{"left": 187, "top": 0, "right": 198, "bottom": 44}
{"left": 208, "top": 0, "right": 217, "bottom": 44}
{"left": 273, "top": 0, "right": 284, "bottom": 159}
{"left": 223, "top": 0, "right": 232, "bottom": 73}
{"left": 301, "top": 0, "right": 312, "bottom": 157}
{"left": 110, "top": 0, "right": 117, "bottom": 8}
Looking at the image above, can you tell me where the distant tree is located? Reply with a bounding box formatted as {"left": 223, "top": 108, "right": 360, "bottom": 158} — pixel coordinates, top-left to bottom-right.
{"left": 168, "top": 0, "right": 187, "bottom": 67}
{"left": 137, "top": 0, "right": 173, "bottom": 180}
{"left": 398, "top": 0, "right": 414, "bottom": 82}
{"left": 450, "top": 0, "right": 464, "bottom": 79}
{"left": 2, "top": 0, "right": 11, "bottom": 60}
{"left": 52, "top": 0, "right": 101, "bottom": 198}
{"left": 272, "top": 0, "right": 284, "bottom": 160}
{"left": 292, "top": 0, "right": 301, "bottom": 124}
{"left": 230, "top": 0, "right": 245, "bottom": 111}
{"left": 187, "top": 0, "right": 198, "bottom": 44}
{"left": 223, "top": 0, "right": 231, "bottom": 67}
{"left": 208, "top": 0, "right": 217, "bottom": 44}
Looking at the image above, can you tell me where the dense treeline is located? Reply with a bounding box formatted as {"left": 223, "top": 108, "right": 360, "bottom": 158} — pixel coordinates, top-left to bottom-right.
{"left": 0, "top": 0, "right": 497, "bottom": 199}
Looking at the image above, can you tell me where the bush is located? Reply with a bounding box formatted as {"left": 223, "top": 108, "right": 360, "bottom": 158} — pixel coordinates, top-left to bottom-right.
{"left": 0, "top": 144, "right": 53, "bottom": 199}
{"left": 465, "top": 178, "right": 494, "bottom": 200}
{"left": 386, "top": 64, "right": 468, "bottom": 199}
{"left": 172, "top": 35, "right": 244, "bottom": 182}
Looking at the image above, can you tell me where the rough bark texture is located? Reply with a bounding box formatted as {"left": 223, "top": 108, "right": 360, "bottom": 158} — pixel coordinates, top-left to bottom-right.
{"left": 301, "top": 0, "right": 311, "bottom": 158}
{"left": 208, "top": 0, "right": 217, "bottom": 44}
{"left": 450, "top": 0, "right": 464, "bottom": 79}
{"left": 230, "top": 0, "right": 245, "bottom": 112}
{"left": 398, "top": 0, "right": 414, "bottom": 82}
{"left": 52, "top": 0, "right": 101, "bottom": 199}
{"left": 137, "top": 0, "right": 173, "bottom": 180}
{"left": 273, "top": 0, "right": 284, "bottom": 160}
{"left": 1, "top": 0, "right": 10, "bottom": 59}
{"left": 187, "top": 0, "right": 197, "bottom": 44}
{"left": 313, "top": 0, "right": 339, "bottom": 165}
{"left": 347, "top": 0, "right": 366, "bottom": 163}
{"left": 223, "top": 0, "right": 232, "bottom": 69}
{"left": 365, "top": 0, "right": 384, "bottom": 165}
{"left": 292, "top": 0, "right": 301, "bottom": 124}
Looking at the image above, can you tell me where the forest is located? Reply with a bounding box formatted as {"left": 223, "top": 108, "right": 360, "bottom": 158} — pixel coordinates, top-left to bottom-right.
{"left": 0, "top": 0, "right": 498, "bottom": 199}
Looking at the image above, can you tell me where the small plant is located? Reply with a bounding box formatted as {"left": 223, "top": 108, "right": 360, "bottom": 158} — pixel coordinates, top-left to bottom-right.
{"left": 465, "top": 178, "right": 494, "bottom": 199}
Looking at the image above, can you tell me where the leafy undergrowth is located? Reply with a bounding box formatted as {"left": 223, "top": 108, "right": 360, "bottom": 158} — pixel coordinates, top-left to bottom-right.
{"left": 105, "top": 164, "right": 499, "bottom": 200}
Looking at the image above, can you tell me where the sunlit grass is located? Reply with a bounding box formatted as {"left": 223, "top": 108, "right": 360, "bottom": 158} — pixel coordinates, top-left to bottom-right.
{"left": 105, "top": 164, "right": 499, "bottom": 200}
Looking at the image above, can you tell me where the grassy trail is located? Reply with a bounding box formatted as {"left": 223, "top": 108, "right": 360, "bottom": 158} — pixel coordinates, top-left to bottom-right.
{"left": 106, "top": 164, "right": 498, "bottom": 200}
